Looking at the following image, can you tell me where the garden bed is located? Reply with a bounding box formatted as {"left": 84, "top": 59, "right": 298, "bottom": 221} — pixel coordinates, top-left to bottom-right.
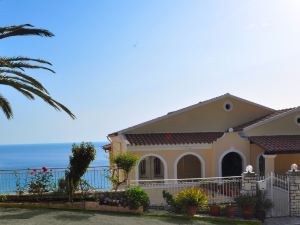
{"left": 0, "top": 201, "right": 143, "bottom": 214}
{"left": 0, "top": 190, "right": 144, "bottom": 214}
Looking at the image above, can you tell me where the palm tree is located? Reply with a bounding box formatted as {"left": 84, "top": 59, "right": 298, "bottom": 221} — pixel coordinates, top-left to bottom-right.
{"left": 0, "top": 24, "right": 75, "bottom": 119}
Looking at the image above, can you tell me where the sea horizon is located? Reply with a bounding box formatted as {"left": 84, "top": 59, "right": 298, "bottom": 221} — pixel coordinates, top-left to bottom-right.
{"left": 0, "top": 141, "right": 109, "bottom": 170}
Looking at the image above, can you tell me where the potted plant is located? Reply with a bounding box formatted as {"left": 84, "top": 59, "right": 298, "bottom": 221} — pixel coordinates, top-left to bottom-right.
{"left": 209, "top": 203, "right": 221, "bottom": 216}
{"left": 225, "top": 203, "right": 236, "bottom": 218}
{"left": 175, "top": 187, "right": 208, "bottom": 217}
{"left": 255, "top": 191, "right": 273, "bottom": 222}
{"left": 235, "top": 194, "right": 257, "bottom": 219}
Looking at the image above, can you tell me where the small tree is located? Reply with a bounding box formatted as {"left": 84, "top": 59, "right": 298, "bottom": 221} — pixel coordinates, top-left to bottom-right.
{"left": 65, "top": 142, "right": 96, "bottom": 200}
{"left": 109, "top": 152, "right": 139, "bottom": 190}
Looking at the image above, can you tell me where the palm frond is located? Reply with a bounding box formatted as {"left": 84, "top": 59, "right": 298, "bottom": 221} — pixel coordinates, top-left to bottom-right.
{"left": 0, "top": 78, "right": 76, "bottom": 119}
{"left": 0, "top": 24, "right": 54, "bottom": 39}
{"left": 0, "top": 57, "right": 52, "bottom": 66}
{"left": 0, "top": 69, "right": 49, "bottom": 93}
{"left": 0, "top": 61, "right": 55, "bottom": 73}
{"left": 0, "top": 94, "right": 13, "bottom": 119}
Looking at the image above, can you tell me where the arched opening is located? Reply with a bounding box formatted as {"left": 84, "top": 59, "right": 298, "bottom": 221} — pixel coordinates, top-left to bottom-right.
{"left": 177, "top": 155, "right": 202, "bottom": 179}
{"left": 258, "top": 154, "right": 265, "bottom": 177}
{"left": 138, "top": 156, "right": 164, "bottom": 180}
{"left": 222, "top": 152, "right": 243, "bottom": 177}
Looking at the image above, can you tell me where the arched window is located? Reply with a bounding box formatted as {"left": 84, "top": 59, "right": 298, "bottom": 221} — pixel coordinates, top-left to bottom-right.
{"left": 138, "top": 156, "right": 164, "bottom": 180}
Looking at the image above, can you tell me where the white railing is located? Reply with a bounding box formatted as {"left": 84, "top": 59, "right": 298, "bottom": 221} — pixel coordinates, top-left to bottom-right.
{"left": 130, "top": 176, "right": 242, "bottom": 206}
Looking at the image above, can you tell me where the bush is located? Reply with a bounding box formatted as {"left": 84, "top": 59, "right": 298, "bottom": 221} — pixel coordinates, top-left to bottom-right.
{"left": 110, "top": 152, "right": 139, "bottom": 190}
{"left": 114, "top": 152, "right": 139, "bottom": 174}
{"left": 28, "top": 167, "right": 55, "bottom": 198}
{"left": 125, "top": 186, "right": 149, "bottom": 210}
{"left": 175, "top": 188, "right": 208, "bottom": 210}
{"left": 255, "top": 190, "right": 273, "bottom": 211}
{"left": 235, "top": 194, "right": 257, "bottom": 209}
{"left": 65, "top": 142, "right": 96, "bottom": 197}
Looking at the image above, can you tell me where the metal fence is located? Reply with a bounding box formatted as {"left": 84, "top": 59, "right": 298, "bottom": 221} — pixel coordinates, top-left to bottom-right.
{"left": 0, "top": 166, "right": 112, "bottom": 194}
{"left": 130, "top": 176, "right": 242, "bottom": 206}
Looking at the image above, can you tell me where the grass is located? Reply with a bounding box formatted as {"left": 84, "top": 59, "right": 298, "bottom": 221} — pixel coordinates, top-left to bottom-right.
{"left": 0, "top": 207, "right": 262, "bottom": 225}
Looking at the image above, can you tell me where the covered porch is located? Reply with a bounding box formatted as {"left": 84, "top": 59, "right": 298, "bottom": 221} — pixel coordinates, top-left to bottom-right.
{"left": 250, "top": 135, "right": 300, "bottom": 177}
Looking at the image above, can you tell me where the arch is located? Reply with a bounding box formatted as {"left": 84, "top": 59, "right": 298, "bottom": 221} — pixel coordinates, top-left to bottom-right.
{"left": 218, "top": 149, "right": 246, "bottom": 177}
{"left": 174, "top": 152, "right": 205, "bottom": 179}
{"left": 135, "top": 154, "right": 168, "bottom": 180}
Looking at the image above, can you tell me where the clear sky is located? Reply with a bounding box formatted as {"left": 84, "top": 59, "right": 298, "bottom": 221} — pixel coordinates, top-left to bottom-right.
{"left": 1, "top": 0, "right": 300, "bottom": 144}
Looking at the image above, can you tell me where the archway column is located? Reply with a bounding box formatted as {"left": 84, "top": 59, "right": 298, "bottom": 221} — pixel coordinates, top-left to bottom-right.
{"left": 263, "top": 154, "right": 277, "bottom": 177}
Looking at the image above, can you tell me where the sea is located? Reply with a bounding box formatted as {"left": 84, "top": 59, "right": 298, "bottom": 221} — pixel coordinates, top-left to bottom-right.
{"left": 0, "top": 142, "right": 110, "bottom": 193}
{"left": 0, "top": 142, "right": 109, "bottom": 170}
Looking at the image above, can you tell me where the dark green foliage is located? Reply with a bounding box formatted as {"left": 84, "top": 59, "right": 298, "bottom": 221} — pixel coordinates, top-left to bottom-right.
{"left": 0, "top": 24, "right": 75, "bottom": 119}
{"left": 235, "top": 194, "right": 257, "bottom": 208}
{"left": 162, "top": 190, "right": 175, "bottom": 206}
{"left": 65, "top": 142, "right": 96, "bottom": 198}
{"left": 255, "top": 190, "right": 273, "bottom": 211}
{"left": 125, "top": 186, "right": 149, "bottom": 210}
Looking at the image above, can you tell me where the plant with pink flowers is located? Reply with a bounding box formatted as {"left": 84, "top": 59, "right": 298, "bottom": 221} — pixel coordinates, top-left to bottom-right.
{"left": 28, "top": 166, "right": 54, "bottom": 198}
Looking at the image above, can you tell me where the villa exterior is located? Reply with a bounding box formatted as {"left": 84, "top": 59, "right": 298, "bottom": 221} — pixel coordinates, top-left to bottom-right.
{"left": 103, "top": 93, "right": 300, "bottom": 180}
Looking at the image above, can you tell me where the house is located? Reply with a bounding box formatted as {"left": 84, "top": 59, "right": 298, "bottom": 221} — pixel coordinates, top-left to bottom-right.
{"left": 103, "top": 93, "right": 300, "bottom": 180}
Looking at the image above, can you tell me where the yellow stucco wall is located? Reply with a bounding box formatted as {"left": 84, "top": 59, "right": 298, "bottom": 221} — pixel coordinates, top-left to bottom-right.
{"left": 212, "top": 132, "right": 250, "bottom": 176}
{"left": 125, "top": 96, "right": 273, "bottom": 133}
{"left": 245, "top": 110, "right": 300, "bottom": 136}
{"left": 275, "top": 154, "right": 300, "bottom": 175}
{"left": 127, "top": 148, "right": 213, "bottom": 180}
{"left": 124, "top": 132, "right": 255, "bottom": 180}
{"left": 249, "top": 144, "right": 265, "bottom": 172}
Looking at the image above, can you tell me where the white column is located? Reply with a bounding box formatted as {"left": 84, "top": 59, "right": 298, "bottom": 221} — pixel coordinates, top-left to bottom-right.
{"left": 263, "top": 154, "right": 277, "bottom": 177}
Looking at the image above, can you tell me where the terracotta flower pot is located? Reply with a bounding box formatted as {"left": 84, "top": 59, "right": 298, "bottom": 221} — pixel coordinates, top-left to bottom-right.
{"left": 209, "top": 205, "right": 221, "bottom": 216}
{"left": 226, "top": 205, "right": 236, "bottom": 218}
{"left": 242, "top": 206, "right": 255, "bottom": 219}
{"left": 186, "top": 205, "right": 198, "bottom": 217}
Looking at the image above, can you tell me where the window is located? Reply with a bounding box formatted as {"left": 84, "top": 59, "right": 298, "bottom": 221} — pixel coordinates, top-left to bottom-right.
{"left": 223, "top": 101, "right": 233, "bottom": 112}
{"left": 139, "top": 159, "right": 146, "bottom": 176}
{"left": 154, "top": 158, "right": 161, "bottom": 176}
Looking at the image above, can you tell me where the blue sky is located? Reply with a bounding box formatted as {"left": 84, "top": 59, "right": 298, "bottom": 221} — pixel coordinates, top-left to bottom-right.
{"left": 1, "top": 0, "right": 300, "bottom": 144}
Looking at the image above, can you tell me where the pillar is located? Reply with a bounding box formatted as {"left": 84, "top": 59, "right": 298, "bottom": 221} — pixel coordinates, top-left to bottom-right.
{"left": 287, "top": 164, "right": 300, "bottom": 216}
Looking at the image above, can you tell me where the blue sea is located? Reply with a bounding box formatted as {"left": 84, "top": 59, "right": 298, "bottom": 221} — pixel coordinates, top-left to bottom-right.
{"left": 0, "top": 142, "right": 110, "bottom": 193}
{"left": 0, "top": 142, "right": 109, "bottom": 170}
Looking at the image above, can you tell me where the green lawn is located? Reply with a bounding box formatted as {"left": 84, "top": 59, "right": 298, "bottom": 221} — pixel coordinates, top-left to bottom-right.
{"left": 0, "top": 207, "right": 261, "bottom": 225}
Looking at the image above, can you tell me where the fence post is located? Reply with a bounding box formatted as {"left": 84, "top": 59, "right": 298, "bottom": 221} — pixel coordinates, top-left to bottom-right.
{"left": 241, "top": 165, "right": 257, "bottom": 196}
{"left": 287, "top": 164, "right": 300, "bottom": 217}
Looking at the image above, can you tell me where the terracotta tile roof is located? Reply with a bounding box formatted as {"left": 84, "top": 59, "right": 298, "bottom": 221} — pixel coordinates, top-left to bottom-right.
{"left": 249, "top": 135, "right": 300, "bottom": 154}
{"left": 125, "top": 132, "right": 224, "bottom": 146}
{"left": 102, "top": 144, "right": 112, "bottom": 152}
{"left": 234, "top": 108, "right": 294, "bottom": 131}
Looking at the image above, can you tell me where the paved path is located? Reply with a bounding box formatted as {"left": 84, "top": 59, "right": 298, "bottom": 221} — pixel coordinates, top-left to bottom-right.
{"left": 0, "top": 208, "right": 214, "bottom": 225}
{"left": 265, "top": 217, "right": 300, "bottom": 225}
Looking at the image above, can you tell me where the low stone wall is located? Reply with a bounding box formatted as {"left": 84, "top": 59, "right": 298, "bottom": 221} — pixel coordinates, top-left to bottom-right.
{"left": 0, "top": 201, "right": 143, "bottom": 214}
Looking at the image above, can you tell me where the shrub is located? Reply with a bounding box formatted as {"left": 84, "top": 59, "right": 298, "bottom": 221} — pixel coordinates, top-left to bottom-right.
{"left": 114, "top": 152, "right": 139, "bottom": 175}
{"left": 255, "top": 190, "right": 273, "bottom": 211}
{"left": 235, "top": 194, "right": 257, "bottom": 209}
{"left": 109, "top": 152, "right": 139, "bottom": 190}
{"left": 65, "top": 142, "right": 96, "bottom": 198}
{"left": 125, "top": 186, "right": 149, "bottom": 210}
{"left": 28, "top": 167, "right": 55, "bottom": 198}
{"left": 175, "top": 187, "right": 208, "bottom": 211}
{"left": 162, "top": 190, "right": 180, "bottom": 213}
